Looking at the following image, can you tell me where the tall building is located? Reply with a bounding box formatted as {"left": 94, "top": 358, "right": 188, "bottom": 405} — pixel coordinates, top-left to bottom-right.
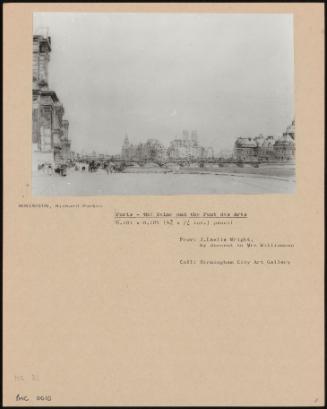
{"left": 32, "top": 29, "right": 71, "bottom": 171}
{"left": 121, "top": 134, "right": 131, "bottom": 160}
{"left": 120, "top": 131, "right": 213, "bottom": 163}
{"left": 167, "top": 130, "right": 213, "bottom": 160}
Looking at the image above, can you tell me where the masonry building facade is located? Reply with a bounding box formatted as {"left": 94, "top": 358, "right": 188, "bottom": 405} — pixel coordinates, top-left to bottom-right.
{"left": 233, "top": 120, "right": 295, "bottom": 163}
{"left": 121, "top": 130, "right": 214, "bottom": 163}
{"left": 32, "top": 30, "right": 71, "bottom": 171}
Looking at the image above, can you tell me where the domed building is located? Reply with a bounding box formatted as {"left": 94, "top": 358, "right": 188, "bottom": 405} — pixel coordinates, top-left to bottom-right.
{"left": 274, "top": 134, "right": 295, "bottom": 161}
{"left": 233, "top": 120, "right": 295, "bottom": 164}
{"left": 274, "top": 120, "right": 295, "bottom": 161}
{"left": 284, "top": 119, "right": 295, "bottom": 140}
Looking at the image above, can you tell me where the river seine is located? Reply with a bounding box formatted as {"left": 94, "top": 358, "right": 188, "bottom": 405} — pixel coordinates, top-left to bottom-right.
{"left": 32, "top": 169, "right": 295, "bottom": 196}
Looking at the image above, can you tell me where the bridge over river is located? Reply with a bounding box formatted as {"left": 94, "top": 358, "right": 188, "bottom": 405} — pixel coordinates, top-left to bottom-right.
{"left": 78, "top": 157, "right": 272, "bottom": 168}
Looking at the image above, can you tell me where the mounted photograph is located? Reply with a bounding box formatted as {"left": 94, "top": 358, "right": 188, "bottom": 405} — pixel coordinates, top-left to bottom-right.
{"left": 32, "top": 12, "right": 295, "bottom": 195}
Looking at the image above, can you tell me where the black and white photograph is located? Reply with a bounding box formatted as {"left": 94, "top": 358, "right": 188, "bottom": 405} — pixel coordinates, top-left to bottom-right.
{"left": 32, "top": 12, "right": 295, "bottom": 196}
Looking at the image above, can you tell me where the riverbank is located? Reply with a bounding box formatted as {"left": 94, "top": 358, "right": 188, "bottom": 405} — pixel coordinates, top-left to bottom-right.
{"left": 121, "top": 163, "right": 295, "bottom": 179}
{"left": 32, "top": 169, "right": 295, "bottom": 196}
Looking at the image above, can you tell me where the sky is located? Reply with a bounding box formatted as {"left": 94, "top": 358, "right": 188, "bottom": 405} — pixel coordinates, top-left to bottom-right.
{"left": 34, "top": 13, "right": 294, "bottom": 155}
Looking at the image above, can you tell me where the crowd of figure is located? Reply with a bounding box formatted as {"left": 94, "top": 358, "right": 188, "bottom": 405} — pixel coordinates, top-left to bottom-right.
{"left": 36, "top": 159, "right": 127, "bottom": 177}
{"left": 76, "top": 160, "right": 126, "bottom": 174}
{"left": 37, "top": 162, "right": 68, "bottom": 176}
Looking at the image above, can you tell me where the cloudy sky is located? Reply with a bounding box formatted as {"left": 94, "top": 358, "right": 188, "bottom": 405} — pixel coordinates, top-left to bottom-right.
{"left": 34, "top": 13, "right": 294, "bottom": 155}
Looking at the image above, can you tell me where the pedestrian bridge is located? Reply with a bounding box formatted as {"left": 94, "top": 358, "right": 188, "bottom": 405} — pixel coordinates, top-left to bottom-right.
{"left": 80, "top": 157, "right": 262, "bottom": 167}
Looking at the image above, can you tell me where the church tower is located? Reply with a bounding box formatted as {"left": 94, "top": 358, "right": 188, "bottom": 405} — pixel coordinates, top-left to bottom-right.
{"left": 121, "top": 134, "right": 130, "bottom": 160}
{"left": 33, "top": 28, "right": 51, "bottom": 90}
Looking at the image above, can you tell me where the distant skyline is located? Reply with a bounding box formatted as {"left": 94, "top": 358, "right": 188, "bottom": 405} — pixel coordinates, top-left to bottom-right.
{"left": 33, "top": 12, "right": 294, "bottom": 154}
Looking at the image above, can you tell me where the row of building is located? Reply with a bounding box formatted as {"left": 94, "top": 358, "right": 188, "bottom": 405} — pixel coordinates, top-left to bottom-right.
{"left": 121, "top": 130, "right": 214, "bottom": 162}
{"left": 32, "top": 30, "right": 71, "bottom": 171}
{"left": 233, "top": 120, "right": 295, "bottom": 163}
{"left": 31, "top": 32, "right": 294, "bottom": 169}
